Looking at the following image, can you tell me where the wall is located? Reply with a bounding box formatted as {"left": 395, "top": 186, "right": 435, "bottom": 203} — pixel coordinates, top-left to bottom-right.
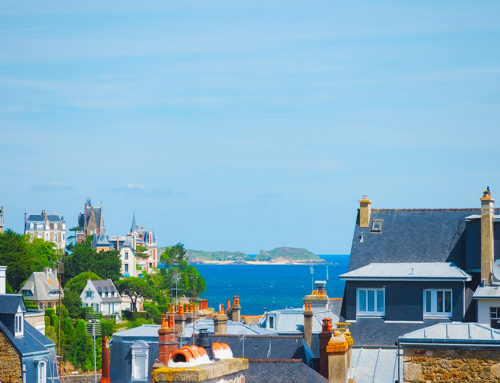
{"left": 61, "top": 373, "right": 102, "bottom": 383}
{"left": 404, "top": 347, "right": 500, "bottom": 382}
{"left": 0, "top": 329, "right": 22, "bottom": 382}
{"left": 478, "top": 299, "right": 500, "bottom": 325}
{"left": 344, "top": 281, "right": 464, "bottom": 321}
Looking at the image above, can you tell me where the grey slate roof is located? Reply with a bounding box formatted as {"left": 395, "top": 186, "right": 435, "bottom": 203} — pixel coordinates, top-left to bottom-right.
{"left": 0, "top": 320, "right": 52, "bottom": 356}
{"left": 112, "top": 324, "right": 161, "bottom": 340}
{"left": 340, "top": 262, "right": 471, "bottom": 281}
{"left": 21, "top": 270, "right": 62, "bottom": 301}
{"left": 27, "top": 214, "right": 44, "bottom": 222}
{"left": 0, "top": 294, "right": 26, "bottom": 314}
{"left": 46, "top": 215, "right": 61, "bottom": 222}
{"left": 345, "top": 318, "right": 449, "bottom": 347}
{"left": 90, "top": 280, "right": 121, "bottom": 303}
{"left": 183, "top": 319, "right": 276, "bottom": 338}
{"left": 348, "top": 208, "right": 491, "bottom": 272}
{"left": 399, "top": 322, "right": 500, "bottom": 346}
{"left": 349, "top": 348, "right": 399, "bottom": 383}
{"left": 472, "top": 284, "right": 500, "bottom": 299}
{"left": 246, "top": 361, "right": 327, "bottom": 383}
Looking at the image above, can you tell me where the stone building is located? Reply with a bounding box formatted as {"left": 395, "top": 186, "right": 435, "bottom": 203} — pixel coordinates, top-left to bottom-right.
{"left": 77, "top": 198, "right": 104, "bottom": 241}
{"left": 20, "top": 268, "right": 63, "bottom": 310}
{"left": 0, "top": 266, "right": 59, "bottom": 383}
{"left": 25, "top": 209, "right": 66, "bottom": 250}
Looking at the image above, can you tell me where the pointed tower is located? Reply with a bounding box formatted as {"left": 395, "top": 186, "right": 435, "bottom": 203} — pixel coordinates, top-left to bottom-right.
{"left": 0, "top": 205, "right": 4, "bottom": 234}
{"left": 130, "top": 211, "right": 137, "bottom": 234}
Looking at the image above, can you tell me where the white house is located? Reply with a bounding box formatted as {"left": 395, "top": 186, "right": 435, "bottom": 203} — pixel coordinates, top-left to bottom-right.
{"left": 80, "top": 279, "right": 122, "bottom": 320}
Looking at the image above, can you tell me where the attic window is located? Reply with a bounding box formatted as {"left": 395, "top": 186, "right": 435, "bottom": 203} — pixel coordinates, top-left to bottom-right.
{"left": 371, "top": 220, "right": 383, "bottom": 233}
{"left": 15, "top": 309, "right": 23, "bottom": 337}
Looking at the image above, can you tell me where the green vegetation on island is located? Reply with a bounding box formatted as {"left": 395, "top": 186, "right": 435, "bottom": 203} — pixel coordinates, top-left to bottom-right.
{"left": 185, "top": 246, "right": 325, "bottom": 264}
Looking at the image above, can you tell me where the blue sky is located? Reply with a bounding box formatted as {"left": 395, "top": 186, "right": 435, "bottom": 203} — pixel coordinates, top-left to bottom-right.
{"left": 1, "top": 1, "right": 500, "bottom": 253}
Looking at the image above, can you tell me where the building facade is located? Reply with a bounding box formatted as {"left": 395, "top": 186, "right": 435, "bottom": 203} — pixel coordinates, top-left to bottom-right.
{"left": 77, "top": 198, "right": 104, "bottom": 241}
{"left": 80, "top": 279, "right": 122, "bottom": 320}
{"left": 25, "top": 209, "right": 66, "bottom": 250}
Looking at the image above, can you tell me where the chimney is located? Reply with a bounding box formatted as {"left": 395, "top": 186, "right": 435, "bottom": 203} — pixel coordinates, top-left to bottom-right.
{"left": 325, "top": 329, "right": 351, "bottom": 383}
{"left": 231, "top": 296, "right": 241, "bottom": 323}
{"left": 0, "top": 265, "right": 6, "bottom": 294}
{"left": 214, "top": 304, "right": 228, "bottom": 334}
{"left": 175, "top": 304, "right": 186, "bottom": 335}
{"left": 481, "top": 188, "right": 495, "bottom": 285}
{"left": 158, "top": 314, "right": 178, "bottom": 365}
{"left": 196, "top": 328, "right": 214, "bottom": 359}
{"left": 359, "top": 195, "right": 372, "bottom": 228}
{"left": 101, "top": 336, "right": 111, "bottom": 383}
{"left": 319, "top": 317, "right": 333, "bottom": 379}
{"left": 303, "top": 301, "right": 313, "bottom": 349}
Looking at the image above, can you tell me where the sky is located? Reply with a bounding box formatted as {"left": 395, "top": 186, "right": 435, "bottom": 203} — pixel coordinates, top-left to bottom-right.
{"left": 1, "top": 1, "right": 500, "bottom": 254}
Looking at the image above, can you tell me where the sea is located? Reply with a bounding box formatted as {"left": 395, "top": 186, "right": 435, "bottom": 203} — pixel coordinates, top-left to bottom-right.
{"left": 196, "top": 254, "right": 349, "bottom": 315}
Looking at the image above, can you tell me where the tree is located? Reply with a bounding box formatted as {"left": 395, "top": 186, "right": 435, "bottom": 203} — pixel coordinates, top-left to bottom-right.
{"left": 94, "top": 250, "right": 121, "bottom": 282}
{"left": 116, "top": 277, "right": 153, "bottom": 312}
{"left": 68, "top": 226, "right": 83, "bottom": 243}
{"left": 135, "top": 245, "right": 149, "bottom": 259}
{"left": 25, "top": 237, "right": 58, "bottom": 271}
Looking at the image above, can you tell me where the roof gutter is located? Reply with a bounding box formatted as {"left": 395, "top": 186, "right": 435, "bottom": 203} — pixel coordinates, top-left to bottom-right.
{"left": 340, "top": 277, "right": 471, "bottom": 282}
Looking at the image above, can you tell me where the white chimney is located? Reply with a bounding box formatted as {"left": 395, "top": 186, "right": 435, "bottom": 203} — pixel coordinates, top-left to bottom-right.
{"left": 0, "top": 265, "right": 6, "bottom": 294}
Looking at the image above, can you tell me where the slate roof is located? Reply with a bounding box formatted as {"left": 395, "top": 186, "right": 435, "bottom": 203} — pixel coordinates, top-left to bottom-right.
{"left": 46, "top": 215, "right": 62, "bottom": 222}
{"left": 348, "top": 208, "right": 492, "bottom": 272}
{"left": 92, "top": 234, "right": 111, "bottom": 248}
{"left": 21, "top": 270, "right": 62, "bottom": 301}
{"left": 112, "top": 324, "right": 161, "bottom": 340}
{"left": 346, "top": 318, "right": 449, "bottom": 347}
{"left": 260, "top": 308, "right": 338, "bottom": 334}
{"left": 27, "top": 214, "right": 44, "bottom": 222}
{"left": 90, "top": 280, "right": 121, "bottom": 303}
{"left": 473, "top": 284, "right": 500, "bottom": 299}
{"left": 340, "top": 262, "right": 471, "bottom": 281}
{"left": 182, "top": 319, "right": 276, "bottom": 338}
{"left": 0, "top": 294, "right": 26, "bottom": 314}
{"left": 399, "top": 322, "right": 500, "bottom": 345}
{"left": 246, "top": 360, "right": 327, "bottom": 383}
{"left": 349, "top": 348, "right": 399, "bottom": 383}
{"left": 0, "top": 315, "right": 54, "bottom": 356}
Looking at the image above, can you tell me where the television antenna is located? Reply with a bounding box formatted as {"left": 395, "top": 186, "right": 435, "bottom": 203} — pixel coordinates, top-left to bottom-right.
{"left": 85, "top": 313, "right": 102, "bottom": 383}
{"left": 309, "top": 265, "right": 314, "bottom": 291}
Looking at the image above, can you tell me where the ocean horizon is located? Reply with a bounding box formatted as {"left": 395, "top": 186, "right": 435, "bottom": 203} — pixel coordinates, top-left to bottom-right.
{"left": 197, "top": 254, "right": 349, "bottom": 315}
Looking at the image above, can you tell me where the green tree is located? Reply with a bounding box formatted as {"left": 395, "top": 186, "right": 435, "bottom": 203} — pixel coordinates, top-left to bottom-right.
{"left": 116, "top": 277, "right": 153, "bottom": 311}
{"left": 25, "top": 237, "right": 58, "bottom": 270}
{"left": 135, "top": 245, "right": 149, "bottom": 259}
{"left": 71, "top": 319, "right": 93, "bottom": 369}
{"left": 95, "top": 250, "right": 121, "bottom": 282}
{"left": 0, "top": 230, "right": 34, "bottom": 291}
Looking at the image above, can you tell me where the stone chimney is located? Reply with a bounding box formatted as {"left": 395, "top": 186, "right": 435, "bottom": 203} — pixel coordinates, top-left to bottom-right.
{"left": 319, "top": 317, "right": 333, "bottom": 379}
{"left": 185, "top": 301, "right": 197, "bottom": 324}
{"left": 158, "top": 314, "right": 177, "bottom": 365}
{"left": 101, "top": 336, "right": 111, "bottom": 383}
{"left": 481, "top": 188, "right": 495, "bottom": 285}
{"left": 214, "top": 304, "right": 228, "bottom": 335}
{"left": 303, "top": 301, "right": 313, "bottom": 349}
{"left": 325, "top": 329, "right": 351, "bottom": 383}
{"left": 231, "top": 296, "right": 241, "bottom": 323}
{"left": 359, "top": 195, "right": 372, "bottom": 228}
{"left": 175, "top": 304, "right": 186, "bottom": 335}
{"left": 0, "top": 265, "right": 6, "bottom": 294}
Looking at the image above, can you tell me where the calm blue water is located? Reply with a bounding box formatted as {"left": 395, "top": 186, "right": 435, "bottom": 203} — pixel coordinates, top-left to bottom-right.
{"left": 196, "top": 254, "right": 349, "bottom": 315}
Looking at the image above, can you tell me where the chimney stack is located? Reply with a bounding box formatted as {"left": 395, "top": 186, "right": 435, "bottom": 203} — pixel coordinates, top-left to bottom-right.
{"left": 319, "top": 317, "right": 333, "bottom": 379}
{"left": 0, "top": 265, "right": 6, "bottom": 294}
{"left": 359, "top": 195, "right": 372, "bottom": 228}
{"left": 231, "top": 296, "right": 241, "bottom": 323}
{"left": 214, "top": 304, "right": 228, "bottom": 334}
{"left": 101, "top": 336, "right": 111, "bottom": 383}
{"left": 481, "top": 188, "right": 495, "bottom": 285}
{"left": 326, "top": 329, "right": 351, "bottom": 383}
{"left": 158, "top": 314, "right": 178, "bottom": 365}
{"left": 175, "top": 304, "right": 186, "bottom": 335}
{"left": 303, "top": 301, "right": 313, "bottom": 349}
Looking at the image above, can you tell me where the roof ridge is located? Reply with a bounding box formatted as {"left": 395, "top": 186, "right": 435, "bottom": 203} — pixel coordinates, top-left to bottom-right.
{"left": 371, "top": 208, "right": 500, "bottom": 212}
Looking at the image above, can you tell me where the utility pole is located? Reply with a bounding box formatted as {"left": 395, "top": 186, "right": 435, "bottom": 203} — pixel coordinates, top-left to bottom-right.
{"left": 57, "top": 257, "right": 63, "bottom": 378}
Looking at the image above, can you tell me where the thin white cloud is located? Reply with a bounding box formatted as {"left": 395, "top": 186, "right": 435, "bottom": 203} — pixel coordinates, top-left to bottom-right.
{"left": 28, "top": 181, "right": 72, "bottom": 191}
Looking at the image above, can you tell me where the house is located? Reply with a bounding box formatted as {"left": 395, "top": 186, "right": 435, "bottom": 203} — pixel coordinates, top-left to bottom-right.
{"left": 25, "top": 209, "right": 66, "bottom": 250}
{"left": 77, "top": 198, "right": 104, "bottom": 241}
{"left": 339, "top": 190, "right": 500, "bottom": 347}
{"left": 0, "top": 204, "right": 4, "bottom": 233}
{"left": 80, "top": 279, "right": 122, "bottom": 320}
{"left": 0, "top": 266, "right": 59, "bottom": 383}
{"left": 20, "top": 268, "right": 63, "bottom": 310}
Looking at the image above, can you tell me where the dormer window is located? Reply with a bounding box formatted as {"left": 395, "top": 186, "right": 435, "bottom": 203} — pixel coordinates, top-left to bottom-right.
{"left": 371, "top": 220, "right": 383, "bottom": 233}
{"left": 15, "top": 307, "right": 24, "bottom": 337}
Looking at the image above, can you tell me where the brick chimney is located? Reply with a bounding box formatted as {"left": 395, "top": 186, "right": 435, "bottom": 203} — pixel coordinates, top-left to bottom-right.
{"left": 101, "top": 336, "right": 111, "bottom": 383}
{"left": 481, "top": 188, "right": 495, "bottom": 285}
{"left": 231, "top": 296, "right": 241, "bottom": 323}
{"left": 0, "top": 265, "right": 6, "bottom": 294}
{"left": 175, "top": 304, "right": 186, "bottom": 335}
{"left": 158, "top": 314, "right": 177, "bottom": 365}
{"left": 325, "top": 329, "right": 351, "bottom": 383}
{"left": 319, "top": 317, "right": 333, "bottom": 379}
{"left": 214, "top": 304, "right": 228, "bottom": 334}
{"left": 359, "top": 195, "right": 372, "bottom": 228}
{"left": 303, "top": 301, "right": 313, "bottom": 349}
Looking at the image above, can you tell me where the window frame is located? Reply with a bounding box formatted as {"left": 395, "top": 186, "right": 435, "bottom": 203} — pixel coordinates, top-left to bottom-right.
{"left": 371, "top": 219, "right": 383, "bottom": 233}
{"left": 15, "top": 311, "right": 24, "bottom": 337}
{"left": 37, "top": 361, "right": 46, "bottom": 383}
{"left": 423, "top": 289, "right": 452, "bottom": 318}
{"left": 490, "top": 307, "right": 500, "bottom": 329}
{"left": 356, "top": 288, "right": 385, "bottom": 317}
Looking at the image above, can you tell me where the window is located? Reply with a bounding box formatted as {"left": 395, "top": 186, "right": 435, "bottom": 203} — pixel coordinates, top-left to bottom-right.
{"left": 86, "top": 290, "right": 93, "bottom": 298}
{"left": 54, "top": 223, "right": 58, "bottom": 230}
{"left": 62, "top": 233, "right": 65, "bottom": 241}
{"left": 131, "top": 341, "right": 149, "bottom": 381}
{"left": 424, "top": 289, "right": 452, "bottom": 317}
{"left": 490, "top": 307, "right": 500, "bottom": 329}
{"left": 125, "top": 264, "right": 129, "bottom": 272}
{"left": 357, "top": 288, "right": 385, "bottom": 316}
{"left": 30, "top": 223, "right": 34, "bottom": 230}
{"left": 54, "top": 233, "right": 58, "bottom": 242}
{"left": 15, "top": 311, "right": 23, "bottom": 337}
{"left": 125, "top": 252, "right": 129, "bottom": 260}
{"left": 22, "top": 290, "right": 33, "bottom": 297}
{"left": 268, "top": 315, "right": 275, "bottom": 329}
{"left": 371, "top": 220, "right": 383, "bottom": 232}
{"left": 38, "top": 361, "right": 46, "bottom": 383}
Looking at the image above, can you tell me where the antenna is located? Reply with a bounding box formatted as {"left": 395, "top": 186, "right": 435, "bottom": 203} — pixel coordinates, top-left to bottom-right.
{"left": 493, "top": 259, "right": 500, "bottom": 282}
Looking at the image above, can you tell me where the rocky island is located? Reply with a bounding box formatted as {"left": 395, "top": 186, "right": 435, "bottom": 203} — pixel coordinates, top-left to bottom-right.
{"left": 186, "top": 246, "right": 325, "bottom": 265}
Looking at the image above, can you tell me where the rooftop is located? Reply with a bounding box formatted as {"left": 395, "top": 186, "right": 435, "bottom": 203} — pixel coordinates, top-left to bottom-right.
{"left": 349, "top": 348, "right": 399, "bottom": 383}
{"left": 473, "top": 284, "right": 500, "bottom": 299}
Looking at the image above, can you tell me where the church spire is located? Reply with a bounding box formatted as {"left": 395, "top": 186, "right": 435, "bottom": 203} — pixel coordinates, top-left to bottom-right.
{"left": 130, "top": 211, "right": 137, "bottom": 233}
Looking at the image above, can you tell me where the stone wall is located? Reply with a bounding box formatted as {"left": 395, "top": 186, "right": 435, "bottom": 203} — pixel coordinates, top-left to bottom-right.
{"left": 404, "top": 348, "right": 500, "bottom": 382}
{"left": 60, "top": 373, "right": 102, "bottom": 383}
{"left": 0, "top": 329, "right": 22, "bottom": 383}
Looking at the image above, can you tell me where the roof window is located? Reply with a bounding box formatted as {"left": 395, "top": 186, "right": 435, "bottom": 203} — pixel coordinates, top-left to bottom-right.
{"left": 371, "top": 220, "right": 383, "bottom": 233}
